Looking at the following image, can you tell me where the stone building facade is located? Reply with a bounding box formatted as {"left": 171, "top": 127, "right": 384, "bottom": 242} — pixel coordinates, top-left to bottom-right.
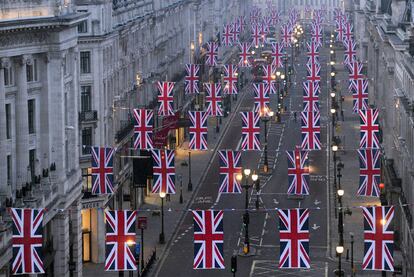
{"left": 253, "top": 0, "right": 343, "bottom": 21}
{"left": 0, "top": 0, "right": 247, "bottom": 274}
{"left": 353, "top": 0, "right": 414, "bottom": 274}
{"left": 0, "top": 0, "right": 86, "bottom": 276}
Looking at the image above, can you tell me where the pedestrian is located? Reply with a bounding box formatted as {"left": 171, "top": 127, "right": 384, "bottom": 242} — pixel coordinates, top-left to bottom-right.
{"left": 293, "top": 111, "right": 297, "bottom": 122}
{"left": 341, "top": 110, "right": 344, "bottom": 121}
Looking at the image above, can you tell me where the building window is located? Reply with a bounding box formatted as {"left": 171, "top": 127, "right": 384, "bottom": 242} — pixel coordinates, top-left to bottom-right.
{"left": 80, "top": 51, "right": 91, "bottom": 74}
{"left": 29, "top": 149, "right": 36, "bottom": 180}
{"left": 26, "top": 59, "right": 38, "bottom": 82}
{"left": 82, "top": 128, "right": 92, "bottom": 155}
{"left": 82, "top": 168, "right": 92, "bottom": 192}
{"left": 78, "top": 20, "right": 88, "bottom": 33}
{"left": 4, "top": 66, "right": 13, "bottom": 86}
{"left": 28, "top": 99, "right": 35, "bottom": 134}
{"left": 7, "top": 155, "right": 11, "bottom": 185}
{"left": 5, "top": 104, "right": 11, "bottom": 139}
{"left": 81, "top": 85, "right": 92, "bottom": 111}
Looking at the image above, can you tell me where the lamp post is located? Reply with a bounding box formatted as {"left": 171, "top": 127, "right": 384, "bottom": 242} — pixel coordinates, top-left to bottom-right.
{"left": 331, "top": 108, "right": 336, "bottom": 140}
{"left": 253, "top": 174, "right": 260, "bottom": 209}
{"left": 332, "top": 144, "right": 338, "bottom": 218}
{"left": 159, "top": 191, "right": 166, "bottom": 244}
{"left": 239, "top": 169, "right": 257, "bottom": 255}
{"left": 261, "top": 109, "right": 274, "bottom": 173}
{"left": 350, "top": 232, "right": 355, "bottom": 277}
{"left": 337, "top": 188, "right": 344, "bottom": 247}
{"left": 187, "top": 151, "right": 192, "bottom": 191}
{"left": 335, "top": 245, "right": 344, "bottom": 276}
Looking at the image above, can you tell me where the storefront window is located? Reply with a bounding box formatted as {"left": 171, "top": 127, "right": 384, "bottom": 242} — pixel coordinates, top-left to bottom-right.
{"left": 81, "top": 209, "right": 92, "bottom": 262}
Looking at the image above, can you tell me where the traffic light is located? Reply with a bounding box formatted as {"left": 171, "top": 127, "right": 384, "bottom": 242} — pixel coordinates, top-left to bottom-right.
{"left": 231, "top": 255, "right": 237, "bottom": 273}
{"left": 379, "top": 183, "right": 388, "bottom": 206}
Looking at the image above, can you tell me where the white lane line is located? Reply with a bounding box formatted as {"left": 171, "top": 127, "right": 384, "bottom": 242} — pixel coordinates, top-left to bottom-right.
{"left": 235, "top": 137, "right": 242, "bottom": 151}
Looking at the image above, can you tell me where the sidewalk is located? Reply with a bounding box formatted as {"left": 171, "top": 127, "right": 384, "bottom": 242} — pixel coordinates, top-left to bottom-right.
{"left": 328, "top": 47, "right": 380, "bottom": 276}
{"left": 83, "top": 74, "right": 249, "bottom": 277}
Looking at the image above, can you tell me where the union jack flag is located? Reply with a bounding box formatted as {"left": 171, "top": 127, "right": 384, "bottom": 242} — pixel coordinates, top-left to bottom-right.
{"left": 357, "top": 149, "right": 381, "bottom": 197}
{"left": 241, "top": 111, "right": 261, "bottom": 150}
{"left": 270, "top": 9, "right": 280, "bottom": 25}
{"left": 344, "top": 39, "right": 357, "bottom": 65}
{"left": 301, "top": 111, "right": 321, "bottom": 150}
{"left": 222, "top": 24, "right": 233, "bottom": 46}
{"left": 343, "top": 21, "right": 353, "bottom": 44}
{"left": 348, "top": 61, "right": 364, "bottom": 81}
{"left": 223, "top": 64, "right": 238, "bottom": 94}
{"left": 91, "top": 146, "right": 114, "bottom": 194}
{"left": 185, "top": 64, "right": 200, "bottom": 94}
{"left": 253, "top": 83, "right": 270, "bottom": 115}
{"left": 231, "top": 22, "right": 240, "bottom": 43}
{"left": 281, "top": 24, "right": 292, "bottom": 47}
{"left": 335, "top": 15, "right": 344, "bottom": 42}
{"left": 105, "top": 210, "right": 137, "bottom": 271}
{"left": 262, "top": 64, "right": 276, "bottom": 94}
{"left": 237, "top": 16, "right": 246, "bottom": 33}
{"left": 306, "top": 41, "right": 320, "bottom": 65}
{"left": 193, "top": 210, "right": 225, "bottom": 269}
{"left": 271, "top": 42, "right": 284, "bottom": 69}
{"left": 278, "top": 208, "right": 310, "bottom": 268}
{"left": 362, "top": 206, "right": 395, "bottom": 271}
{"left": 189, "top": 111, "right": 208, "bottom": 150}
{"left": 206, "top": 42, "right": 219, "bottom": 66}
{"left": 133, "top": 109, "right": 153, "bottom": 150}
{"left": 218, "top": 150, "right": 242, "bottom": 194}
{"left": 286, "top": 149, "right": 310, "bottom": 195}
{"left": 10, "top": 208, "right": 44, "bottom": 275}
{"left": 303, "top": 81, "right": 320, "bottom": 112}
{"left": 351, "top": 79, "right": 369, "bottom": 112}
{"left": 205, "top": 83, "right": 223, "bottom": 116}
{"left": 157, "top": 81, "right": 175, "bottom": 116}
{"left": 239, "top": 42, "right": 252, "bottom": 67}
{"left": 151, "top": 149, "right": 175, "bottom": 194}
{"left": 311, "top": 22, "right": 322, "bottom": 46}
{"left": 306, "top": 62, "right": 321, "bottom": 83}
{"left": 359, "top": 109, "right": 380, "bottom": 149}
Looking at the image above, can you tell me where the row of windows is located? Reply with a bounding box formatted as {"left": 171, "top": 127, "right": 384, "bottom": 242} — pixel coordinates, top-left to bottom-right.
{"left": 3, "top": 59, "right": 38, "bottom": 86}
{"left": 6, "top": 149, "right": 36, "bottom": 186}
{"left": 2, "top": 53, "right": 90, "bottom": 87}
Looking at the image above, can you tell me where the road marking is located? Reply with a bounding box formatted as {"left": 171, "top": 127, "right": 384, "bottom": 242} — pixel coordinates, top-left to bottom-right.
{"left": 311, "top": 223, "right": 321, "bottom": 230}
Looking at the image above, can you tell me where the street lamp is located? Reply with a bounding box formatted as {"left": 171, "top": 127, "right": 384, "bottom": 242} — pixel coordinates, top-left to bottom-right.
{"left": 188, "top": 151, "right": 192, "bottom": 191}
{"left": 242, "top": 169, "right": 252, "bottom": 255}
{"left": 330, "top": 61, "right": 335, "bottom": 66}
{"left": 331, "top": 92, "right": 336, "bottom": 98}
{"left": 350, "top": 232, "right": 355, "bottom": 277}
{"left": 253, "top": 173, "right": 260, "bottom": 209}
{"left": 335, "top": 245, "right": 344, "bottom": 276}
{"left": 337, "top": 188, "right": 344, "bottom": 255}
{"left": 330, "top": 50, "right": 335, "bottom": 55}
{"left": 261, "top": 109, "right": 274, "bottom": 173}
{"left": 159, "top": 191, "right": 166, "bottom": 244}
{"left": 331, "top": 72, "right": 336, "bottom": 77}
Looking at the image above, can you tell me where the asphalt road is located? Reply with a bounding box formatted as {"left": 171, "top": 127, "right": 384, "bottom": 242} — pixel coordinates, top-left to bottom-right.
{"left": 153, "top": 45, "right": 335, "bottom": 277}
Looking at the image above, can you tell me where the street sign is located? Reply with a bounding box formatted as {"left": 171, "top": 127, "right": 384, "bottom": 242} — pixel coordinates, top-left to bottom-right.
{"left": 138, "top": 216, "right": 148, "bottom": 230}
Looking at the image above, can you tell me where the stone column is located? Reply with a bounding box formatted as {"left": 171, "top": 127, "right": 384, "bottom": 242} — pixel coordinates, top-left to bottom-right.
{"left": 53, "top": 212, "right": 70, "bottom": 277}
{"left": 46, "top": 52, "right": 65, "bottom": 182}
{"left": 0, "top": 59, "right": 8, "bottom": 196}
{"left": 69, "top": 199, "right": 82, "bottom": 277}
{"left": 14, "top": 55, "right": 30, "bottom": 189}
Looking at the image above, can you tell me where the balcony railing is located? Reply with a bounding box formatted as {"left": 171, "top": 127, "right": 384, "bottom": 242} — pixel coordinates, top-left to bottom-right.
{"left": 79, "top": 110, "right": 98, "bottom": 122}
